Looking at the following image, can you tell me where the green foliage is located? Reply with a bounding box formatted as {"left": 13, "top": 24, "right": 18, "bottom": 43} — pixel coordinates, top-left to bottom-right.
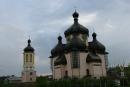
{"left": 35, "top": 67, "right": 128, "bottom": 87}
{"left": 110, "top": 65, "right": 130, "bottom": 86}
{"left": 0, "top": 79, "right": 10, "bottom": 87}
{"left": 125, "top": 67, "right": 130, "bottom": 80}
{"left": 36, "top": 76, "right": 130, "bottom": 87}
{"left": 36, "top": 76, "right": 47, "bottom": 87}
{"left": 0, "top": 80, "right": 4, "bottom": 87}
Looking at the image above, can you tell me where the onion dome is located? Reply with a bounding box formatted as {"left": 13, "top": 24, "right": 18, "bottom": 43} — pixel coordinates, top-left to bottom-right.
{"left": 54, "top": 54, "right": 67, "bottom": 66}
{"left": 89, "top": 32, "right": 105, "bottom": 54}
{"left": 24, "top": 39, "right": 34, "bottom": 52}
{"left": 64, "top": 11, "right": 89, "bottom": 37}
{"left": 65, "top": 35, "right": 86, "bottom": 51}
{"left": 73, "top": 10, "right": 79, "bottom": 18}
{"left": 51, "top": 35, "right": 64, "bottom": 57}
{"left": 86, "top": 52, "right": 101, "bottom": 63}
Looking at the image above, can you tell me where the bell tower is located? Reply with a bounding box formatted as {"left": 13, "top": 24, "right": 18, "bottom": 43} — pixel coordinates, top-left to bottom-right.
{"left": 21, "top": 38, "right": 36, "bottom": 82}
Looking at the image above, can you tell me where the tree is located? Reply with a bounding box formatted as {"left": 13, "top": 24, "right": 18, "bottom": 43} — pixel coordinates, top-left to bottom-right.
{"left": 36, "top": 76, "right": 47, "bottom": 87}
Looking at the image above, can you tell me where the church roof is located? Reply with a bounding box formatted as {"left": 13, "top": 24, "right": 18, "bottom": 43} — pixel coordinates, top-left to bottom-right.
{"left": 88, "top": 32, "right": 106, "bottom": 54}
{"left": 50, "top": 12, "right": 108, "bottom": 59}
{"left": 51, "top": 36, "right": 64, "bottom": 57}
{"left": 86, "top": 52, "right": 101, "bottom": 63}
{"left": 54, "top": 54, "right": 67, "bottom": 66}
{"left": 24, "top": 39, "right": 34, "bottom": 52}
{"left": 64, "top": 11, "right": 89, "bottom": 37}
{"left": 65, "top": 35, "right": 87, "bottom": 51}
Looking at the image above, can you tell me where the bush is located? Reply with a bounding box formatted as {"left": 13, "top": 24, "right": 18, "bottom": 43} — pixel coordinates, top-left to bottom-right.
{"left": 36, "top": 76, "right": 47, "bottom": 87}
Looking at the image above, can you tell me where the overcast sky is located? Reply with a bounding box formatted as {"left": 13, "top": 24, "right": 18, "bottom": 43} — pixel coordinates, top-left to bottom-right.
{"left": 0, "top": 0, "right": 130, "bottom": 76}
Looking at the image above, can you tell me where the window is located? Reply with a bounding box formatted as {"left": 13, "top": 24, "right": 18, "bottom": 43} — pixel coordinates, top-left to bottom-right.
{"left": 26, "top": 54, "right": 28, "bottom": 62}
{"left": 64, "top": 70, "right": 68, "bottom": 78}
{"left": 30, "top": 72, "right": 33, "bottom": 75}
{"left": 86, "top": 69, "right": 90, "bottom": 76}
{"left": 30, "top": 54, "right": 32, "bottom": 62}
{"left": 72, "top": 51, "right": 79, "bottom": 68}
{"left": 30, "top": 54, "right": 32, "bottom": 58}
{"left": 30, "top": 78, "right": 32, "bottom": 81}
{"left": 65, "top": 71, "right": 68, "bottom": 77}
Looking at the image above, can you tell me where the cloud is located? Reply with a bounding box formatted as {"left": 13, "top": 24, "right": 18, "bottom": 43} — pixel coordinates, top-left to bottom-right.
{"left": 79, "top": 12, "right": 97, "bottom": 25}
{"left": 0, "top": 0, "right": 130, "bottom": 76}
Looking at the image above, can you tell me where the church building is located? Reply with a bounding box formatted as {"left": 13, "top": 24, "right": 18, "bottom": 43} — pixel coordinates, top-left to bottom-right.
{"left": 49, "top": 11, "right": 108, "bottom": 79}
{"left": 21, "top": 39, "right": 36, "bottom": 82}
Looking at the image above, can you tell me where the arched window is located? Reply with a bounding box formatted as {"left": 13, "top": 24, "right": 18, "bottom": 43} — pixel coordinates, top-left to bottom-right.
{"left": 86, "top": 69, "right": 90, "bottom": 76}
{"left": 30, "top": 78, "right": 32, "bottom": 81}
{"left": 64, "top": 70, "right": 68, "bottom": 78}
{"left": 30, "top": 72, "right": 33, "bottom": 75}
{"left": 26, "top": 54, "right": 28, "bottom": 62}
{"left": 65, "top": 70, "right": 68, "bottom": 77}
{"left": 72, "top": 51, "right": 79, "bottom": 68}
